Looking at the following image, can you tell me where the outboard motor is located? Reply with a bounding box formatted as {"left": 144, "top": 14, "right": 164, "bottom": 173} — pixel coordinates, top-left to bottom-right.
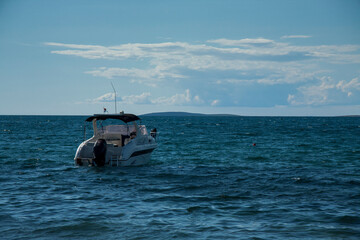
{"left": 93, "top": 139, "right": 107, "bottom": 166}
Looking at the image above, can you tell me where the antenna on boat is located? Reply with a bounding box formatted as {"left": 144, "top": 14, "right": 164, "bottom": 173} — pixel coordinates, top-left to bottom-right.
{"left": 111, "top": 82, "right": 117, "bottom": 114}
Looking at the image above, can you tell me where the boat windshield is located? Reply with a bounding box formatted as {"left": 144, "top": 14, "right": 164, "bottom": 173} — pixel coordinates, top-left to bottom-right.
{"left": 98, "top": 125, "right": 148, "bottom": 135}
{"left": 96, "top": 120, "right": 148, "bottom": 136}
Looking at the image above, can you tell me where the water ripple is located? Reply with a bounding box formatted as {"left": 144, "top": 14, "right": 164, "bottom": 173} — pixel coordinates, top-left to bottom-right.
{"left": 0, "top": 116, "right": 359, "bottom": 239}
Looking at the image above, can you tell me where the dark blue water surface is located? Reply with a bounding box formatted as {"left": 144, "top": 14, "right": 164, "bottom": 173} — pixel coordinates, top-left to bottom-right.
{"left": 1, "top": 116, "right": 359, "bottom": 239}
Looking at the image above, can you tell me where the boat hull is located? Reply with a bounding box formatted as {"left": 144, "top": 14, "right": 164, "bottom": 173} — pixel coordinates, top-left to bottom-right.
{"left": 74, "top": 140, "right": 157, "bottom": 167}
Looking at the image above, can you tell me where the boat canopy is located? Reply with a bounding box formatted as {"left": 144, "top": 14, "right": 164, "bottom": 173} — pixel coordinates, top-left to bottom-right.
{"left": 85, "top": 114, "right": 141, "bottom": 123}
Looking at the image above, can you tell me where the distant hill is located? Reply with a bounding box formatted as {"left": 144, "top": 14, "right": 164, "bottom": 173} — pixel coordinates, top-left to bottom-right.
{"left": 141, "top": 111, "right": 239, "bottom": 117}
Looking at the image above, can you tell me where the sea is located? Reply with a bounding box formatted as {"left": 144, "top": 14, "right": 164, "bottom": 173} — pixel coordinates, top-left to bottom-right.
{"left": 0, "top": 115, "right": 359, "bottom": 239}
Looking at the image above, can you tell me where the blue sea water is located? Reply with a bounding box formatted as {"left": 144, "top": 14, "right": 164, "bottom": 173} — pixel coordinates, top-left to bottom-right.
{"left": 0, "top": 115, "right": 359, "bottom": 239}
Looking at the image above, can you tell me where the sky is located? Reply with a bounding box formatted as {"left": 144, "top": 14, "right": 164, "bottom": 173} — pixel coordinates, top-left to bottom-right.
{"left": 1, "top": 0, "right": 360, "bottom": 116}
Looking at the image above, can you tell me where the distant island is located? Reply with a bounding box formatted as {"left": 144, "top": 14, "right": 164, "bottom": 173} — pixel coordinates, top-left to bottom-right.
{"left": 140, "top": 112, "right": 360, "bottom": 117}
{"left": 141, "top": 111, "right": 239, "bottom": 117}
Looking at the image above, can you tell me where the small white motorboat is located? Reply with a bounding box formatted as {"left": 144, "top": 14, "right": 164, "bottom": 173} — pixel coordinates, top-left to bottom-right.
{"left": 74, "top": 113, "right": 157, "bottom": 167}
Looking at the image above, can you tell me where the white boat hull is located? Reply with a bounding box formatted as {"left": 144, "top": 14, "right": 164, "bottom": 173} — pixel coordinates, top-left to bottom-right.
{"left": 75, "top": 141, "right": 157, "bottom": 167}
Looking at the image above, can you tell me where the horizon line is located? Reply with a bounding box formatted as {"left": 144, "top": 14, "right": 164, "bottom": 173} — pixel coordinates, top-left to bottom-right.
{"left": 0, "top": 111, "right": 359, "bottom": 118}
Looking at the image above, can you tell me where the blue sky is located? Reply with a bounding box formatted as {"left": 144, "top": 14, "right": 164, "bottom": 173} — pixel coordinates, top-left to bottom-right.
{"left": 1, "top": 0, "right": 360, "bottom": 115}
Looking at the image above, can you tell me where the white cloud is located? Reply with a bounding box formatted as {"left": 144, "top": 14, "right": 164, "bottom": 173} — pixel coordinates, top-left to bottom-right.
{"left": 287, "top": 94, "right": 296, "bottom": 104}
{"left": 88, "top": 92, "right": 151, "bottom": 104}
{"left": 90, "top": 92, "right": 115, "bottom": 103}
{"left": 288, "top": 76, "right": 336, "bottom": 105}
{"left": 86, "top": 67, "right": 185, "bottom": 81}
{"left": 89, "top": 89, "right": 206, "bottom": 106}
{"left": 281, "top": 35, "right": 311, "bottom": 39}
{"left": 288, "top": 76, "right": 360, "bottom": 106}
{"left": 207, "top": 38, "right": 274, "bottom": 46}
{"left": 46, "top": 40, "right": 360, "bottom": 79}
{"left": 47, "top": 39, "right": 360, "bottom": 108}
{"left": 336, "top": 77, "right": 360, "bottom": 97}
{"left": 211, "top": 99, "right": 220, "bottom": 106}
{"left": 193, "top": 95, "right": 204, "bottom": 104}
{"left": 121, "top": 92, "right": 152, "bottom": 104}
{"left": 46, "top": 40, "right": 360, "bottom": 80}
{"left": 152, "top": 89, "right": 191, "bottom": 105}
